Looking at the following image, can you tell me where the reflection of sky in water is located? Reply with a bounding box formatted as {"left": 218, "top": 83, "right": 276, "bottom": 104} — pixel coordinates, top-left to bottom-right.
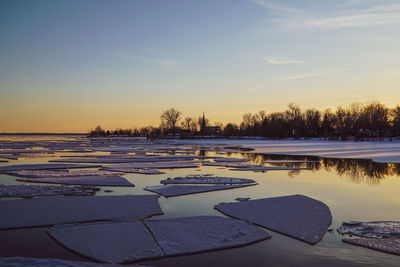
{"left": 0, "top": 136, "right": 400, "bottom": 266}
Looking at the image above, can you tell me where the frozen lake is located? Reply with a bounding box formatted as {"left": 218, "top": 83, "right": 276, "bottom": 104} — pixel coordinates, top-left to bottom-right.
{"left": 0, "top": 135, "right": 400, "bottom": 266}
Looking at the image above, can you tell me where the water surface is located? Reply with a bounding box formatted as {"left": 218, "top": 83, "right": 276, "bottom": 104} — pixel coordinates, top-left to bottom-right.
{"left": 0, "top": 135, "right": 399, "bottom": 266}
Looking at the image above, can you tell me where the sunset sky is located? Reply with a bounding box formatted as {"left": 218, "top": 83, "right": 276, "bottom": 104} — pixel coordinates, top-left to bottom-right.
{"left": 1, "top": 0, "right": 400, "bottom": 132}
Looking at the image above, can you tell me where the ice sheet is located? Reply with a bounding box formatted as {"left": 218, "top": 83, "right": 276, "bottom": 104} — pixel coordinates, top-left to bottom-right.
{"left": 338, "top": 221, "right": 400, "bottom": 256}
{"left": 48, "top": 221, "right": 164, "bottom": 263}
{"left": 144, "top": 216, "right": 270, "bottom": 256}
{"left": 0, "top": 195, "right": 162, "bottom": 229}
{"left": 16, "top": 175, "right": 134, "bottom": 187}
{"left": 47, "top": 216, "right": 269, "bottom": 263}
{"left": 0, "top": 184, "right": 97, "bottom": 198}
{"left": 170, "top": 139, "right": 400, "bottom": 163}
{"left": 0, "top": 164, "right": 101, "bottom": 172}
{"left": 213, "top": 158, "right": 250, "bottom": 162}
{"left": 160, "top": 176, "right": 255, "bottom": 185}
{"left": 202, "top": 162, "right": 256, "bottom": 168}
{"left": 342, "top": 238, "right": 400, "bottom": 256}
{"left": 215, "top": 194, "right": 332, "bottom": 244}
{"left": 144, "top": 184, "right": 256, "bottom": 197}
{"left": 229, "top": 166, "right": 311, "bottom": 172}
{"left": 264, "top": 160, "right": 319, "bottom": 164}
{"left": 102, "top": 161, "right": 200, "bottom": 170}
{"left": 102, "top": 168, "right": 165, "bottom": 175}
{"left": 5, "top": 169, "right": 124, "bottom": 178}
{"left": 0, "top": 257, "right": 120, "bottom": 266}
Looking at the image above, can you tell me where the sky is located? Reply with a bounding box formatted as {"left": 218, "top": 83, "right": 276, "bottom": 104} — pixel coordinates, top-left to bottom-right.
{"left": 1, "top": 0, "right": 400, "bottom": 133}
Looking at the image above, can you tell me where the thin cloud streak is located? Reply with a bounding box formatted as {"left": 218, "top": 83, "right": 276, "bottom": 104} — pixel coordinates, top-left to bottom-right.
{"left": 304, "top": 12, "right": 400, "bottom": 30}
{"left": 252, "top": 0, "right": 301, "bottom": 15}
{"left": 253, "top": 1, "right": 400, "bottom": 31}
{"left": 140, "top": 58, "right": 177, "bottom": 70}
{"left": 100, "top": 51, "right": 177, "bottom": 70}
{"left": 261, "top": 56, "right": 303, "bottom": 65}
{"left": 371, "top": 69, "right": 400, "bottom": 77}
{"left": 281, "top": 69, "right": 339, "bottom": 81}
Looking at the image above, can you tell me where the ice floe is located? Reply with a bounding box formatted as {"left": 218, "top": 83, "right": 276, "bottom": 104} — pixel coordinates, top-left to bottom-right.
{"left": 50, "top": 157, "right": 191, "bottom": 164}
{"left": 173, "top": 139, "right": 400, "bottom": 163}
{"left": 264, "top": 160, "right": 319, "bottom": 164}
{"left": 99, "top": 168, "right": 165, "bottom": 175}
{"left": 0, "top": 184, "right": 98, "bottom": 198}
{"left": 0, "top": 257, "right": 121, "bottom": 266}
{"left": 144, "top": 184, "right": 256, "bottom": 197}
{"left": 0, "top": 164, "right": 101, "bottom": 172}
{"left": 47, "top": 216, "right": 269, "bottom": 263}
{"left": 16, "top": 175, "right": 134, "bottom": 187}
{"left": 235, "top": 197, "right": 250, "bottom": 201}
{"left": 0, "top": 154, "right": 56, "bottom": 160}
{"left": 202, "top": 161, "right": 256, "bottom": 168}
{"left": 102, "top": 161, "right": 200, "bottom": 170}
{"left": 229, "top": 166, "right": 312, "bottom": 172}
{"left": 160, "top": 176, "right": 255, "bottom": 185}
{"left": 0, "top": 195, "right": 162, "bottom": 229}
{"left": 48, "top": 221, "right": 164, "bottom": 263}
{"left": 5, "top": 169, "right": 124, "bottom": 178}
{"left": 338, "top": 221, "right": 400, "bottom": 239}
{"left": 144, "top": 216, "right": 270, "bottom": 257}
{"left": 338, "top": 221, "right": 400, "bottom": 256}
{"left": 213, "top": 158, "right": 250, "bottom": 162}
{"left": 52, "top": 155, "right": 214, "bottom": 163}
{"left": 342, "top": 238, "right": 400, "bottom": 256}
{"left": 0, "top": 149, "right": 56, "bottom": 154}
{"left": 215, "top": 194, "right": 332, "bottom": 244}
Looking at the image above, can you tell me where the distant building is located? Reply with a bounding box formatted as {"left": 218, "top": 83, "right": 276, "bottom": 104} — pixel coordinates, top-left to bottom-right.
{"left": 205, "top": 126, "right": 221, "bottom": 134}
{"left": 199, "top": 112, "right": 221, "bottom": 135}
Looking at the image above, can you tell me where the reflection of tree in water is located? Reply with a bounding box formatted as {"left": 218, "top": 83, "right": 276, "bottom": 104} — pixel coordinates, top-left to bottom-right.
{"left": 194, "top": 150, "right": 400, "bottom": 184}
{"left": 321, "top": 158, "right": 391, "bottom": 184}
{"left": 197, "top": 150, "right": 207, "bottom": 157}
{"left": 392, "top": 163, "right": 400, "bottom": 176}
{"left": 242, "top": 153, "right": 400, "bottom": 184}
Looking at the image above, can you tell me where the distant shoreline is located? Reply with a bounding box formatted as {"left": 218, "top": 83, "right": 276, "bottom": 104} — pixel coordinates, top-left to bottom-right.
{"left": 0, "top": 133, "right": 86, "bottom": 136}
{"left": 1, "top": 133, "right": 399, "bottom": 141}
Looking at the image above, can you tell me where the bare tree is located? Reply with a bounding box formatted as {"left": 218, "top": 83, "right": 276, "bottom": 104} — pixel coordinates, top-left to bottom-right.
{"left": 285, "top": 103, "right": 304, "bottom": 138}
{"left": 361, "top": 101, "right": 389, "bottom": 139}
{"left": 181, "top": 117, "right": 197, "bottom": 133}
{"left": 160, "top": 108, "right": 182, "bottom": 134}
{"left": 391, "top": 106, "right": 400, "bottom": 137}
{"left": 223, "top": 123, "right": 239, "bottom": 137}
{"left": 321, "top": 109, "right": 336, "bottom": 138}
{"left": 304, "top": 108, "right": 321, "bottom": 137}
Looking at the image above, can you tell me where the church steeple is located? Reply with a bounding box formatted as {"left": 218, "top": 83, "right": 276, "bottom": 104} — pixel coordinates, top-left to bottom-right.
{"left": 200, "top": 112, "right": 206, "bottom": 135}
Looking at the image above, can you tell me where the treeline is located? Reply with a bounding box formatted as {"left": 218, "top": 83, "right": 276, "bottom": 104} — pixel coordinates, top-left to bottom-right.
{"left": 236, "top": 102, "right": 400, "bottom": 140}
{"left": 89, "top": 125, "right": 161, "bottom": 138}
{"left": 89, "top": 101, "right": 400, "bottom": 140}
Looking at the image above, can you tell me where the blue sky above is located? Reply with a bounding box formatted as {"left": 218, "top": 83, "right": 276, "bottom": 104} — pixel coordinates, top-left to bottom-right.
{"left": 1, "top": 0, "right": 400, "bottom": 132}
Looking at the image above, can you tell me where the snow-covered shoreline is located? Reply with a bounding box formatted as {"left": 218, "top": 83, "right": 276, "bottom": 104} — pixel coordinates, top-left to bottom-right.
{"left": 167, "top": 138, "right": 400, "bottom": 163}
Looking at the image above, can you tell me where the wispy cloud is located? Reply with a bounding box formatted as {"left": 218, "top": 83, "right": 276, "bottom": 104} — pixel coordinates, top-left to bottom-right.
{"left": 139, "top": 58, "right": 177, "bottom": 70}
{"left": 100, "top": 51, "right": 177, "bottom": 70}
{"left": 281, "top": 69, "right": 339, "bottom": 81}
{"left": 345, "top": 0, "right": 380, "bottom": 5}
{"left": 252, "top": 0, "right": 301, "bottom": 15}
{"left": 261, "top": 56, "right": 303, "bottom": 64}
{"left": 371, "top": 69, "right": 400, "bottom": 77}
{"left": 355, "top": 33, "right": 395, "bottom": 42}
{"left": 303, "top": 11, "right": 400, "bottom": 30}
{"left": 253, "top": 1, "right": 400, "bottom": 31}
